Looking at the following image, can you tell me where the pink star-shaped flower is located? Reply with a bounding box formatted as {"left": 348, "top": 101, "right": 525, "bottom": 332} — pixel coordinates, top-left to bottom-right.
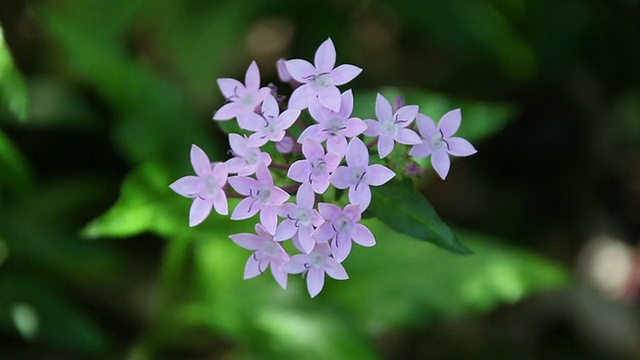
{"left": 239, "top": 94, "right": 301, "bottom": 147}
{"left": 312, "top": 203, "right": 376, "bottom": 262}
{"left": 230, "top": 224, "right": 290, "bottom": 289}
{"left": 225, "top": 133, "right": 272, "bottom": 176}
{"left": 287, "top": 139, "right": 341, "bottom": 194}
{"left": 297, "top": 90, "right": 366, "bottom": 157}
{"left": 228, "top": 163, "right": 290, "bottom": 234}
{"left": 285, "top": 38, "right": 362, "bottom": 112}
{"left": 213, "top": 61, "right": 271, "bottom": 123}
{"left": 363, "top": 93, "right": 422, "bottom": 158}
{"left": 274, "top": 182, "right": 324, "bottom": 253}
{"left": 170, "top": 145, "right": 228, "bottom": 227}
{"left": 409, "top": 109, "right": 477, "bottom": 179}
{"left": 330, "top": 137, "right": 395, "bottom": 211}
{"left": 282, "top": 242, "right": 348, "bottom": 298}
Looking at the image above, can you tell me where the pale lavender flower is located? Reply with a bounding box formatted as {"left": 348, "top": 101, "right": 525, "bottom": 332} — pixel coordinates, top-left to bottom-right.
{"left": 297, "top": 90, "right": 366, "bottom": 157}
{"left": 363, "top": 93, "right": 421, "bottom": 159}
{"left": 228, "top": 163, "right": 290, "bottom": 234}
{"left": 330, "top": 137, "right": 395, "bottom": 211}
{"left": 275, "top": 135, "right": 296, "bottom": 154}
{"left": 213, "top": 61, "right": 271, "bottom": 122}
{"left": 274, "top": 183, "right": 324, "bottom": 253}
{"left": 409, "top": 109, "right": 477, "bottom": 179}
{"left": 276, "top": 58, "right": 302, "bottom": 88}
{"left": 282, "top": 242, "right": 348, "bottom": 298}
{"left": 170, "top": 145, "right": 228, "bottom": 227}
{"left": 313, "top": 203, "right": 375, "bottom": 262}
{"left": 225, "top": 133, "right": 272, "bottom": 176}
{"left": 288, "top": 139, "right": 341, "bottom": 194}
{"left": 285, "top": 38, "right": 362, "bottom": 112}
{"left": 239, "top": 94, "right": 301, "bottom": 147}
{"left": 230, "top": 223, "right": 290, "bottom": 289}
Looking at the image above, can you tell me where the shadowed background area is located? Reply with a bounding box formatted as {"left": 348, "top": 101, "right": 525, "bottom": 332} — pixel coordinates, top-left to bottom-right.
{"left": 0, "top": 0, "right": 639, "bottom": 359}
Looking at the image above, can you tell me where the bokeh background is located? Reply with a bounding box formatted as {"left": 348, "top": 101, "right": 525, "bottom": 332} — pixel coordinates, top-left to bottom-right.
{"left": 1, "top": 0, "right": 640, "bottom": 359}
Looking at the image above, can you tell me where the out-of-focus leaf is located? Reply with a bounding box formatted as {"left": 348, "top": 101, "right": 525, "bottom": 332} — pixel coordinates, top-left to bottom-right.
{"left": 329, "top": 219, "right": 568, "bottom": 331}
{"left": 26, "top": 77, "right": 96, "bottom": 127}
{"left": 0, "top": 276, "right": 109, "bottom": 352}
{"left": 0, "top": 128, "right": 32, "bottom": 192}
{"left": 0, "top": 22, "right": 28, "bottom": 121}
{"left": 354, "top": 88, "right": 516, "bottom": 144}
{"left": 368, "top": 179, "right": 471, "bottom": 255}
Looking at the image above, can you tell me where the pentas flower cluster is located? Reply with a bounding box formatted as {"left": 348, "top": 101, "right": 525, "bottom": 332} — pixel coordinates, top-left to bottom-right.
{"left": 171, "top": 38, "right": 477, "bottom": 297}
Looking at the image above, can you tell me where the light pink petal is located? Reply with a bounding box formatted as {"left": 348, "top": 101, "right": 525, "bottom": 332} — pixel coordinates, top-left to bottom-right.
{"left": 346, "top": 137, "right": 369, "bottom": 168}
{"left": 285, "top": 59, "right": 316, "bottom": 83}
{"left": 190, "top": 145, "right": 212, "bottom": 177}
{"left": 307, "top": 267, "right": 325, "bottom": 297}
{"left": 271, "top": 186, "right": 290, "bottom": 204}
{"left": 274, "top": 219, "right": 298, "bottom": 241}
{"left": 363, "top": 119, "right": 381, "bottom": 136}
{"left": 446, "top": 137, "right": 477, "bottom": 157}
{"left": 318, "top": 203, "right": 342, "bottom": 221}
{"left": 276, "top": 58, "right": 292, "bottom": 82}
{"left": 244, "top": 256, "right": 263, "bottom": 279}
{"left": 343, "top": 204, "right": 362, "bottom": 222}
{"left": 331, "top": 64, "right": 362, "bottom": 85}
{"left": 377, "top": 135, "right": 395, "bottom": 159}
{"left": 331, "top": 233, "right": 352, "bottom": 262}
{"left": 313, "top": 223, "right": 335, "bottom": 242}
{"left": 329, "top": 167, "right": 352, "bottom": 189}
{"left": 324, "top": 259, "right": 349, "bottom": 279}
{"left": 297, "top": 226, "right": 315, "bottom": 253}
{"left": 326, "top": 135, "right": 347, "bottom": 158}
{"left": 438, "top": 109, "right": 462, "bottom": 137}
{"left": 259, "top": 152, "right": 272, "bottom": 168}
{"left": 213, "top": 102, "right": 243, "bottom": 120}
{"left": 288, "top": 160, "right": 310, "bottom": 183}
{"left": 308, "top": 98, "right": 334, "bottom": 123}
{"left": 189, "top": 197, "right": 213, "bottom": 227}
{"left": 311, "top": 176, "right": 331, "bottom": 194}
{"left": 349, "top": 184, "right": 372, "bottom": 211}
{"left": 277, "top": 109, "right": 300, "bottom": 131}
{"left": 277, "top": 203, "right": 296, "bottom": 217}
{"left": 170, "top": 176, "right": 201, "bottom": 197}
{"left": 230, "top": 233, "right": 263, "bottom": 250}
{"left": 255, "top": 163, "right": 273, "bottom": 186}
{"left": 261, "top": 94, "right": 279, "bottom": 118}
{"left": 431, "top": 151, "right": 451, "bottom": 179}
{"left": 247, "top": 133, "right": 269, "bottom": 147}
{"left": 394, "top": 105, "right": 419, "bottom": 126}
{"left": 270, "top": 266, "right": 288, "bottom": 289}
{"left": 342, "top": 118, "right": 367, "bottom": 137}
{"left": 244, "top": 61, "right": 261, "bottom": 91}
{"left": 297, "top": 124, "right": 325, "bottom": 145}
{"left": 260, "top": 206, "right": 279, "bottom": 234}
{"left": 351, "top": 223, "right": 375, "bottom": 247}
{"left": 416, "top": 113, "right": 436, "bottom": 138}
{"left": 324, "top": 152, "right": 342, "bottom": 171}
{"left": 338, "top": 89, "right": 354, "bottom": 118}
{"left": 297, "top": 182, "right": 315, "bottom": 209}
{"left": 212, "top": 190, "right": 228, "bottom": 215}
{"left": 311, "top": 210, "right": 324, "bottom": 227}
{"left": 302, "top": 138, "right": 325, "bottom": 159}
{"left": 282, "top": 254, "right": 308, "bottom": 274}
{"left": 237, "top": 112, "right": 265, "bottom": 132}
{"left": 217, "top": 78, "right": 244, "bottom": 99}
{"left": 409, "top": 142, "right": 432, "bottom": 158}
{"left": 228, "top": 134, "right": 249, "bottom": 156}
{"left": 256, "top": 87, "right": 272, "bottom": 104}
{"left": 288, "top": 83, "right": 317, "bottom": 110}
{"left": 224, "top": 157, "right": 246, "bottom": 174}
{"left": 366, "top": 164, "right": 395, "bottom": 186}
{"left": 375, "top": 93, "right": 393, "bottom": 121}
{"left": 318, "top": 86, "right": 342, "bottom": 113}
{"left": 395, "top": 128, "right": 422, "bottom": 145}
{"left": 227, "top": 176, "right": 257, "bottom": 196}
{"left": 231, "top": 197, "right": 261, "bottom": 220}
{"left": 212, "top": 163, "right": 228, "bottom": 186}
{"left": 255, "top": 223, "right": 273, "bottom": 238}
{"left": 314, "top": 38, "right": 336, "bottom": 72}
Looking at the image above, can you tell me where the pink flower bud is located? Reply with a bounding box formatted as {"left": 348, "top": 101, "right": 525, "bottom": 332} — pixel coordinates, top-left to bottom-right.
{"left": 275, "top": 135, "right": 296, "bottom": 154}
{"left": 392, "top": 95, "right": 405, "bottom": 113}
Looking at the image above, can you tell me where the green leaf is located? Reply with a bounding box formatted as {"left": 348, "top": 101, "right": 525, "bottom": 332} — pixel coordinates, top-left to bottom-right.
{"left": 0, "top": 128, "right": 33, "bottom": 192}
{"left": 0, "top": 22, "right": 28, "bottom": 121}
{"left": 368, "top": 178, "right": 471, "bottom": 255}
{"left": 329, "top": 218, "right": 568, "bottom": 330}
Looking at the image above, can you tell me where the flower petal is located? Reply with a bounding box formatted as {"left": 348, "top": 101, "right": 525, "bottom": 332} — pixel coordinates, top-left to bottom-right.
{"left": 395, "top": 128, "right": 422, "bottom": 145}
{"left": 287, "top": 160, "right": 310, "bottom": 183}
{"left": 343, "top": 204, "right": 362, "bottom": 222}
{"left": 255, "top": 163, "right": 273, "bottom": 186}
{"left": 277, "top": 109, "right": 300, "bottom": 131}
{"left": 342, "top": 118, "right": 367, "bottom": 137}
{"left": 446, "top": 137, "right": 477, "bottom": 157}
{"left": 270, "top": 186, "right": 291, "bottom": 204}
{"left": 190, "top": 145, "right": 212, "bottom": 177}
{"left": 170, "top": 176, "right": 201, "bottom": 197}
{"left": 228, "top": 133, "right": 249, "bottom": 156}
{"left": 351, "top": 223, "right": 376, "bottom": 247}
{"left": 308, "top": 98, "right": 334, "bottom": 123}
{"left": 431, "top": 151, "right": 451, "bottom": 179}
{"left": 394, "top": 105, "right": 419, "bottom": 126}
{"left": 217, "top": 78, "right": 244, "bottom": 99}
{"left": 288, "top": 83, "right": 317, "bottom": 110}
{"left": 416, "top": 113, "right": 436, "bottom": 138}
{"left": 375, "top": 93, "right": 393, "bottom": 122}
{"left": 317, "top": 203, "right": 342, "bottom": 221}
{"left": 331, "top": 232, "right": 352, "bottom": 262}
{"left": 213, "top": 102, "right": 243, "bottom": 120}
{"left": 331, "top": 64, "right": 362, "bottom": 85}
{"left": 189, "top": 197, "right": 213, "bottom": 226}
{"left": 409, "top": 142, "right": 431, "bottom": 158}
{"left": 366, "top": 164, "right": 395, "bottom": 186}
{"left": 230, "top": 233, "right": 263, "bottom": 250}
{"left": 377, "top": 135, "right": 394, "bottom": 159}
{"left": 285, "top": 59, "right": 316, "bottom": 83}
{"left": 329, "top": 166, "right": 352, "bottom": 189}
{"left": 324, "top": 258, "right": 349, "bottom": 279}
{"left": 301, "top": 138, "right": 325, "bottom": 159}
{"left": 326, "top": 135, "right": 347, "bottom": 158}
{"left": 338, "top": 89, "right": 354, "bottom": 118}
{"left": 318, "top": 85, "right": 342, "bottom": 113}
{"left": 438, "top": 108, "right": 461, "bottom": 137}
{"left": 313, "top": 223, "right": 335, "bottom": 242}
{"left": 314, "top": 38, "right": 336, "bottom": 72}
{"left": 346, "top": 137, "right": 369, "bottom": 168}
{"left": 297, "top": 124, "right": 325, "bottom": 145}
{"left": 227, "top": 176, "right": 257, "bottom": 196}
{"left": 348, "top": 184, "right": 372, "bottom": 211}
{"left": 274, "top": 219, "right": 298, "bottom": 242}
{"left": 270, "top": 265, "right": 288, "bottom": 289}
{"left": 244, "top": 255, "right": 262, "bottom": 279}
{"left": 282, "top": 254, "right": 308, "bottom": 274}
{"left": 244, "top": 61, "right": 261, "bottom": 91}
{"left": 237, "top": 112, "right": 266, "bottom": 132}
{"left": 261, "top": 94, "right": 279, "bottom": 118}
{"left": 260, "top": 205, "right": 279, "bottom": 234}
{"left": 231, "top": 197, "right": 261, "bottom": 220}
{"left": 307, "top": 267, "right": 325, "bottom": 298}
{"left": 297, "top": 182, "right": 315, "bottom": 209}
{"left": 297, "top": 226, "right": 315, "bottom": 253}
{"left": 212, "top": 189, "right": 228, "bottom": 215}
{"left": 212, "top": 163, "right": 228, "bottom": 186}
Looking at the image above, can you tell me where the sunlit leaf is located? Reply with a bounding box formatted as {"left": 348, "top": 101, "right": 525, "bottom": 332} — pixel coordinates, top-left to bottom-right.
{"left": 0, "top": 22, "right": 28, "bottom": 121}
{"left": 368, "top": 179, "right": 471, "bottom": 255}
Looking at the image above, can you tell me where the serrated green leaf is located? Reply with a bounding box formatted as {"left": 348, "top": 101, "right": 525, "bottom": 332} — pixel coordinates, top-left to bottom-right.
{"left": 368, "top": 179, "right": 471, "bottom": 255}
{"left": 330, "top": 219, "right": 568, "bottom": 330}
{"left": 0, "top": 22, "right": 28, "bottom": 121}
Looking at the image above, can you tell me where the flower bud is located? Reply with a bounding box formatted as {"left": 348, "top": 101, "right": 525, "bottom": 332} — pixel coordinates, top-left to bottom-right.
{"left": 276, "top": 135, "right": 296, "bottom": 154}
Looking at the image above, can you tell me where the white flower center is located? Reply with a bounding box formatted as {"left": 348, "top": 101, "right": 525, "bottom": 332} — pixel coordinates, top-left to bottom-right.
{"left": 308, "top": 251, "right": 326, "bottom": 268}
{"left": 312, "top": 73, "right": 332, "bottom": 90}
{"left": 202, "top": 175, "right": 219, "bottom": 197}
{"left": 333, "top": 215, "right": 353, "bottom": 234}
{"left": 379, "top": 120, "right": 397, "bottom": 137}
{"left": 244, "top": 151, "right": 259, "bottom": 165}
{"left": 323, "top": 118, "right": 346, "bottom": 136}
{"left": 430, "top": 132, "right": 447, "bottom": 151}
{"left": 262, "top": 241, "right": 279, "bottom": 257}
{"left": 291, "top": 207, "right": 312, "bottom": 227}
{"left": 255, "top": 184, "right": 272, "bottom": 204}
{"left": 348, "top": 166, "right": 367, "bottom": 188}
{"left": 242, "top": 93, "right": 256, "bottom": 109}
